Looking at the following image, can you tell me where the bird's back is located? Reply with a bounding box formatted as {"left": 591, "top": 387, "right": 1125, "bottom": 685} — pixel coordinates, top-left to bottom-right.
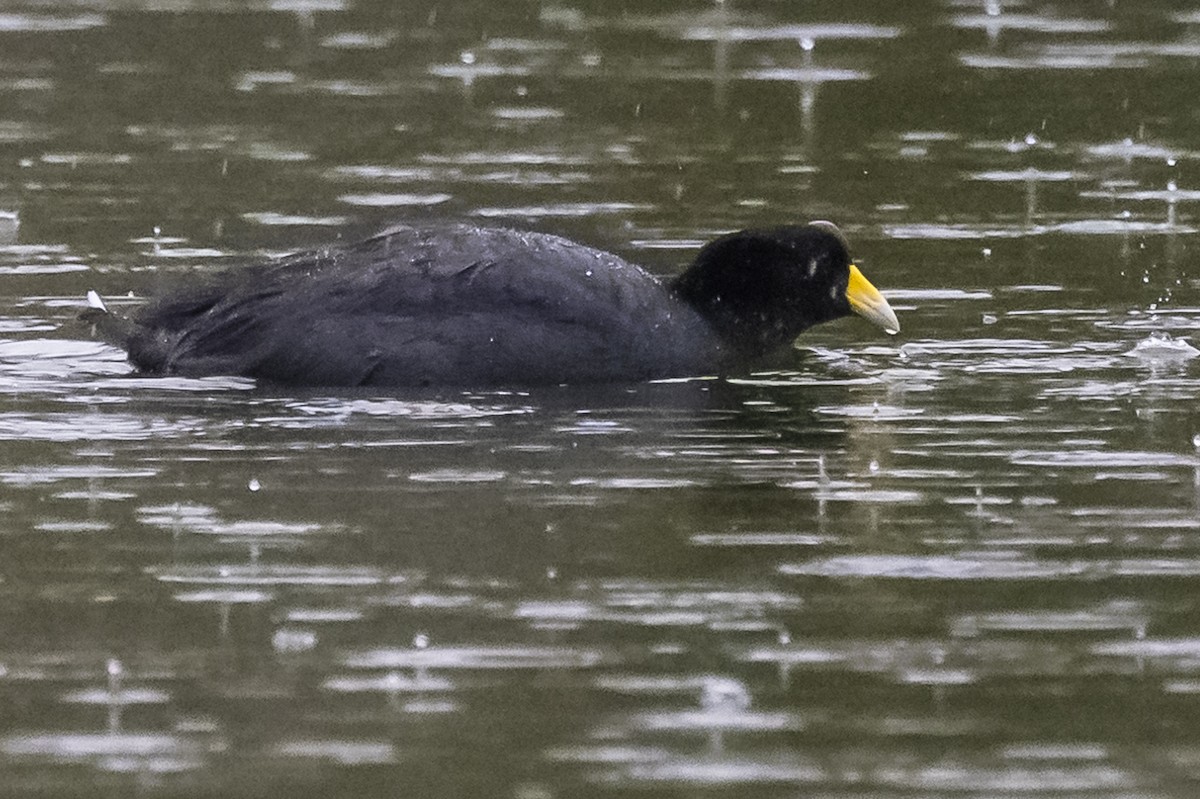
{"left": 128, "top": 225, "right": 723, "bottom": 386}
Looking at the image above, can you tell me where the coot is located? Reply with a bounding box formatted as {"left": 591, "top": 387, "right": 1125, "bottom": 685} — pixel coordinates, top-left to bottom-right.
{"left": 82, "top": 222, "right": 899, "bottom": 387}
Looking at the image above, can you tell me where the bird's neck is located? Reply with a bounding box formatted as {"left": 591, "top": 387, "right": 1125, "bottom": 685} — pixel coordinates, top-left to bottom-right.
{"left": 669, "top": 269, "right": 803, "bottom": 359}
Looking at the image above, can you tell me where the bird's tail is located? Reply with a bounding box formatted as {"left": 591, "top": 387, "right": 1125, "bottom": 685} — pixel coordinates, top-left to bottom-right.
{"left": 79, "top": 290, "right": 136, "bottom": 350}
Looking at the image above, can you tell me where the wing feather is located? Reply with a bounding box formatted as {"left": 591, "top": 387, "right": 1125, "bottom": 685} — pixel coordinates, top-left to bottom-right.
{"left": 131, "top": 225, "right": 720, "bottom": 385}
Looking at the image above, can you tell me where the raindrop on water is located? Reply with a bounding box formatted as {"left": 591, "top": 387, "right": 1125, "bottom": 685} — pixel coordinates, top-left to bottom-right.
{"left": 106, "top": 659, "right": 124, "bottom": 732}
{"left": 700, "top": 676, "right": 751, "bottom": 711}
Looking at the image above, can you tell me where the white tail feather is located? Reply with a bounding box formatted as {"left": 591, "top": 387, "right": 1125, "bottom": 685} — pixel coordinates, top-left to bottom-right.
{"left": 86, "top": 290, "right": 108, "bottom": 312}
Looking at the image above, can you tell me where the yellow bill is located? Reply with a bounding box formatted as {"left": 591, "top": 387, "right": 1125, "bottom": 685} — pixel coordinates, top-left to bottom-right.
{"left": 846, "top": 264, "right": 900, "bottom": 335}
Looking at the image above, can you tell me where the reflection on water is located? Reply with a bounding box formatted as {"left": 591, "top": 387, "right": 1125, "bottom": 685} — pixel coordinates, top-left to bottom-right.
{"left": 3, "top": 0, "right": 1200, "bottom": 796}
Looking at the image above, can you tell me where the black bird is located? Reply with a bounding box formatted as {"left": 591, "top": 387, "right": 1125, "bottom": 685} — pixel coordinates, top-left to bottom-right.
{"left": 82, "top": 222, "right": 899, "bottom": 387}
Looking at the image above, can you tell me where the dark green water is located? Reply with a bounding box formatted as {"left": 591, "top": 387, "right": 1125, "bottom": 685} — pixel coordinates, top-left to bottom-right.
{"left": 3, "top": 1, "right": 1200, "bottom": 796}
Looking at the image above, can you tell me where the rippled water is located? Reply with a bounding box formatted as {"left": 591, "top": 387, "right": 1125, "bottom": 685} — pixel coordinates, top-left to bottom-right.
{"left": 3, "top": 0, "right": 1200, "bottom": 796}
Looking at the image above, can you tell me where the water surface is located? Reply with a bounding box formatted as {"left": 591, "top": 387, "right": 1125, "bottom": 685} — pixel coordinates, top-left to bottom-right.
{"left": 3, "top": 1, "right": 1200, "bottom": 796}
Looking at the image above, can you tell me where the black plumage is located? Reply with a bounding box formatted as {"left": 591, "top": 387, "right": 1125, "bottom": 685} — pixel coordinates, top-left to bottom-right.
{"left": 82, "top": 222, "right": 899, "bottom": 387}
